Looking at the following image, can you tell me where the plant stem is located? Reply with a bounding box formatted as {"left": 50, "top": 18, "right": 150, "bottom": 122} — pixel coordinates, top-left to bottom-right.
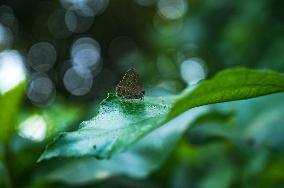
{"left": 3, "top": 143, "right": 14, "bottom": 188}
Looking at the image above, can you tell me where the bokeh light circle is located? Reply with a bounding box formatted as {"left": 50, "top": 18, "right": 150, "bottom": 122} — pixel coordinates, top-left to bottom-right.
{"left": 0, "top": 50, "right": 25, "bottom": 94}
{"left": 63, "top": 66, "right": 93, "bottom": 96}
{"left": 27, "top": 73, "right": 55, "bottom": 105}
{"left": 135, "top": 0, "right": 156, "bottom": 7}
{"left": 65, "top": 9, "right": 94, "bottom": 33}
{"left": 0, "top": 5, "right": 15, "bottom": 28}
{"left": 28, "top": 42, "right": 57, "bottom": 72}
{"left": 0, "top": 24, "right": 13, "bottom": 50}
{"left": 71, "top": 37, "right": 101, "bottom": 72}
{"left": 157, "top": 0, "right": 187, "bottom": 20}
{"left": 48, "top": 9, "right": 71, "bottom": 39}
{"left": 180, "top": 57, "right": 207, "bottom": 85}
{"left": 60, "top": 0, "right": 109, "bottom": 17}
{"left": 18, "top": 115, "right": 47, "bottom": 142}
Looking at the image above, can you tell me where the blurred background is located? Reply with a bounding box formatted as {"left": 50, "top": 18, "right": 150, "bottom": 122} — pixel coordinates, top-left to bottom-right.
{"left": 1, "top": 0, "right": 284, "bottom": 187}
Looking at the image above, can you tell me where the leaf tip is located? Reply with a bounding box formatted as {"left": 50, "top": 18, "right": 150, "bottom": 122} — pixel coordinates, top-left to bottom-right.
{"left": 36, "top": 156, "right": 44, "bottom": 163}
{"left": 36, "top": 152, "right": 48, "bottom": 163}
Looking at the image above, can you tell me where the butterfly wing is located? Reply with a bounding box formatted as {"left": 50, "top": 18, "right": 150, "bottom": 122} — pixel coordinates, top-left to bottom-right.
{"left": 116, "top": 68, "right": 144, "bottom": 99}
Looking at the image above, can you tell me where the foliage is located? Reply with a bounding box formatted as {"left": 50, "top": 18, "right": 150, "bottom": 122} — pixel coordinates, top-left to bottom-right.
{"left": 0, "top": 83, "right": 25, "bottom": 143}
{"left": 1, "top": 0, "right": 284, "bottom": 188}
{"left": 38, "top": 68, "right": 284, "bottom": 163}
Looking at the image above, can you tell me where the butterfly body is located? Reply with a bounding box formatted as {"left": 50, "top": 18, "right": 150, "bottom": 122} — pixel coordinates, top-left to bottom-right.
{"left": 115, "top": 68, "right": 145, "bottom": 100}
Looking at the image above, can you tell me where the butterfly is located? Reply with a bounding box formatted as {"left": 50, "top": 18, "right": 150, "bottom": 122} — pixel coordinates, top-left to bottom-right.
{"left": 115, "top": 68, "right": 145, "bottom": 99}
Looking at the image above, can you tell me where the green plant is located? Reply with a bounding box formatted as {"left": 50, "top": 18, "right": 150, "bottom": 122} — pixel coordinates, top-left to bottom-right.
{"left": 2, "top": 67, "right": 284, "bottom": 187}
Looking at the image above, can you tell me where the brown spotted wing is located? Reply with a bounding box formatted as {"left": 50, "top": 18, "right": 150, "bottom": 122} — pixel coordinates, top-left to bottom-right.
{"left": 116, "top": 68, "right": 145, "bottom": 99}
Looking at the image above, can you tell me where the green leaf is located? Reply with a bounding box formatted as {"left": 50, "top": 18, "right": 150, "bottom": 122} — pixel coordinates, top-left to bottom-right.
{"left": 0, "top": 162, "right": 8, "bottom": 188}
{"left": 186, "top": 111, "right": 236, "bottom": 145}
{"left": 44, "top": 102, "right": 84, "bottom": 139}
{"left": 239, "top": 93, "right": 284, "bottom": 148}
{"left": 167, "top": 68, "right": 284, "bottom": 120}
{"left": 38, "top": 68, "right": 284, "bottom": 162}
{"left": 38, "top": 108, "right": 205, "bottom": 185}
{"left": 38, "top": 93, "right": 176, "bottom": 161}
{"left": 17, "top": 100, "right": 84, "bottom": 141}
{"left": 44, "top": 104, "right": 82, "bottom": 139}
{"left": 212, "top": 92, "right": 284, "bottom": 149}
{"left": 0, "top": 82, "right": 25, "bottom": 143}
{"left": 199, "top": 162, "right": 235, "bottom": 188}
